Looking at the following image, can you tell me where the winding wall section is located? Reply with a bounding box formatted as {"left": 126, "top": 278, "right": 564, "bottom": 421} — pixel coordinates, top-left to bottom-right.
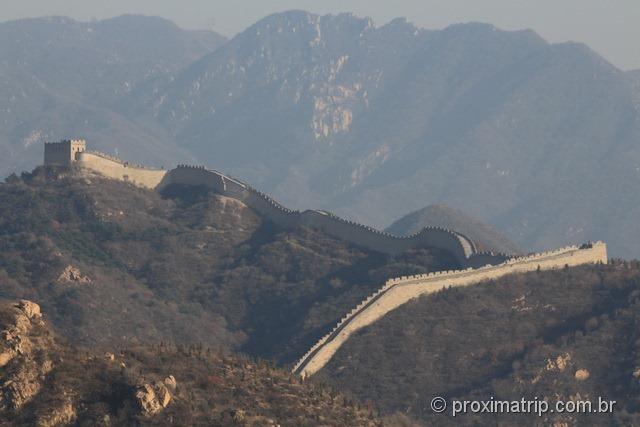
{"left": 71, "top": 151, "right": 609, "bottom": 380}
{"left": 76, "top": 160, "right": 498, "bottom": 265}
{"left": 291, "top": 242, "right": 608, "bottom": 378}
{"left": 152, "top": 165, "right": 507, "bottom": 266}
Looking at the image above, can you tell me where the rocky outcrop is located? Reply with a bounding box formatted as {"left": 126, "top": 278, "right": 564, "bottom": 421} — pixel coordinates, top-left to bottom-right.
{"left": 56, "top": 265, "right": 91, "bottom": 285}
{"left": 1, "top": 299, "right": 178, "bottom": 423}
{"left": 35, "top": 400, "right": 76, "bottom": 427}
{"left": 0, "top": 300, "right": 53, "bottom": 411}
{"left": 135, "top": 378, "right": 175, "bottom": 417}
{"left": 0, "top": 300, "right": 378, "bottom": 426}
{"left": 15, "top": 300, "right": 42, "bottom": 319}
{"left": 163, "top": 375, "right": 177, "bottom": 391}
{"left": 575, "top": 369, "right": 590, "bottom": 381}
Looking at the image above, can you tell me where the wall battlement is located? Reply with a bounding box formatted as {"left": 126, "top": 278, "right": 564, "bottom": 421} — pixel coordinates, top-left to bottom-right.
{"left": 291, "top": 241, "right": 608, "bottom": 378}
{"left": 39, "top": 140, "right": 510, "bottom": 266}
{"left": 156, "top": 165, "right": 494, "bottom": 265}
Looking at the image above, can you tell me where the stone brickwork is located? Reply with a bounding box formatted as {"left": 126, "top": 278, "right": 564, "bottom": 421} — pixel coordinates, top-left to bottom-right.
{"left": 76, "top": 151, "right": 167, "bottom": 188}
{"left": 44, "top": 140, "right": 86, "bottom": 166}
{"left": 291, "top": 242, "right": 608, "bottom": 378}
{"left": 39, "top": 141, "right": 509, "bottom": 264}
{"left": 155, "top": 166, "right": 506, "bottom": 264}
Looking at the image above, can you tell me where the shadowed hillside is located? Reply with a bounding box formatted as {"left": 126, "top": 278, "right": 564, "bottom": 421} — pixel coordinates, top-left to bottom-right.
{"left": 0, "top": 299, "right": 385, "bottom": 426}
{"left": 0, "top": 167, "right": 457, "bottom": 365}
{"left": 319, "top": 262, "right": 640, "bottom": 425}
{"left": 385, "top": 204, "right": 521, "bottom": 254}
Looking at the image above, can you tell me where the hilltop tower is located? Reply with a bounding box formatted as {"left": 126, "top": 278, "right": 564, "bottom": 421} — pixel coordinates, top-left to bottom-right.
{"left": 44, "top": 139, "right": 86, "bottom": 167}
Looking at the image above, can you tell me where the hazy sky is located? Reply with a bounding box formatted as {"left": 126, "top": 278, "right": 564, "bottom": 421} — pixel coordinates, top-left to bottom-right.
{"left": 3, "top": 0, "right": 639, "bottom": 70}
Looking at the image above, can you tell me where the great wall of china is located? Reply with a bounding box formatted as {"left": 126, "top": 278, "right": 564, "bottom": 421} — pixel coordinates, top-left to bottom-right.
{"left": 43, "top": 140, "right": 609, "bottom": 378}
{"left": 291, "top": 242, "right": 608, "bottom": 378}
{"left": 44, "top": 140, "right": 510, "bottom": 267}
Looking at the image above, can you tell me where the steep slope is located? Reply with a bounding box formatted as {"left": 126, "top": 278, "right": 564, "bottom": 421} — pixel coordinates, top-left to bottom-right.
{"left": 136, "top": 11, "right": 640, "bottom": 257}
{"left": 0, "top": 300, "right": 384, "bottom": 426}
{"left": 0, "top": 168, "right": 457, "bottom": 365}
{"left": 0, "top": 15, "right": 226, "bottom": 178}
{"left": 319, "top": 262, "right": 640, "bottom": 425}
{"left": 385, "top": 204, "right": 521, "bottom": 254}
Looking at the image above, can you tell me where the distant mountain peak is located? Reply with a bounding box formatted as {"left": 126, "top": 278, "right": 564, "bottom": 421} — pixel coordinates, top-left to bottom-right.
{"left": 98, "top": 14, "right": 183, "bottom": 29}
{"left": 378, "top": 17, "right": 424, "bottom": 37}
{"left": 3, "top": 11, "right": 639, "bottom": 258}
{"left": 243, "top": 10, "right": 375, "bottom": 43}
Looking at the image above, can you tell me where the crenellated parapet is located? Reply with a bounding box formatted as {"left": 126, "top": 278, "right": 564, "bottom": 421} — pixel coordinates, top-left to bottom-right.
{"left": 85, "top": 150, "right": 125, "bottom": 164}
{"left": 291, "top": 241, "right": 608, "bottom": 378}
{"left": 83, "top": 150, "right": 162, "bottom": 171}
{"left": 156, "top": 165, "right": 485, "bottom": 264}
{"left": 43, "top": 140, "right": 490, "bottom": 265}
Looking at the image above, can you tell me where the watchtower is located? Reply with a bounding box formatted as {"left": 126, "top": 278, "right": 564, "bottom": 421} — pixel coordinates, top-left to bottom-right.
{"left": 44, "top": 139, "right": 86, "bottom": 167}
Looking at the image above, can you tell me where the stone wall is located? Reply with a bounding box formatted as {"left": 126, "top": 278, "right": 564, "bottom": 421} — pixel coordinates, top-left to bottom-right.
{"left": 72, "top": 156, "right": 498, "bottom": 265}
{"left": 77, "top": 152, "right": 167, "bottom": 189}
{"left": 292, "top": 242, "right": 608, "bottom": 378}
{"left": 155, "top": 166, "right": 498, "bottom": 265}
{"left": 44, "top": 140, "right": 86, "bottom": 167}
{"left": 58, "top": 143, "right": 609, "bottom": 380}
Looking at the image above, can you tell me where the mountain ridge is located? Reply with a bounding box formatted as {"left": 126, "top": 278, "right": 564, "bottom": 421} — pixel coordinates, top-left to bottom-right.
{"left": 2, "top": 11, "right": 640, "bottom": 257}
{"left": 319, "top": 261, "right": 640, "bottom": 425}
{"left": 136, "top": 10, "right": 638, "bottom": 257}
{"left": 0, "top": 299, "right": 385, "bottom": 426}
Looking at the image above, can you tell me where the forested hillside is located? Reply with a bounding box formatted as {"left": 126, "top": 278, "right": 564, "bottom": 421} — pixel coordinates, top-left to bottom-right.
{"left": 0, "top": 168, "right": 455, "bottom": 365}
{"left": 319, "top": 262, "right": 640, "bottom": 425}
{"left": 0, "top": 299, "right": 384, "bottom": 426}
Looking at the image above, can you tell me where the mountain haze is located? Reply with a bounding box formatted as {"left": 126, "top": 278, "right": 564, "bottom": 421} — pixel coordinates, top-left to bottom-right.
{"left": 630, "top": 69, "right": 640, "bottom": 108}
{"left": 2, "top": 11, "right": 640, "bottom": 257}
{"left": 125, "top": 11, "right": 640, "bottom": 257}
{"left": 0, "top": 15, "right": 225, "bottom": 176}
